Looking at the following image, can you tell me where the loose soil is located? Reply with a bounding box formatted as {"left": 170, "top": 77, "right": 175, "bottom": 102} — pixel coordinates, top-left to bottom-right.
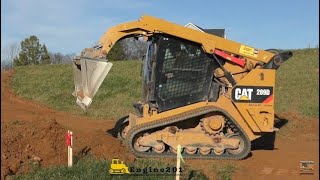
{"left": 1, "top": 70, "right": 319, "bottom": 180}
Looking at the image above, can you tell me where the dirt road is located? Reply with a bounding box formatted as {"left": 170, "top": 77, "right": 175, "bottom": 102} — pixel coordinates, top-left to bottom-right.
{"left": 1, "top": 70, "right": 319, "bottom": 180}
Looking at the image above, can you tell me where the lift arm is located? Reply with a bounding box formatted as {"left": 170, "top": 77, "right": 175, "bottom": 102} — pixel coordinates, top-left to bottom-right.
{"left": 80, "top": 15, "right": 276, "bottom": 64}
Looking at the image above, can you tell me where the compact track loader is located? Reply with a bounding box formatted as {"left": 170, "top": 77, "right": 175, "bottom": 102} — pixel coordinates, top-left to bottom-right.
{"left": 72, "top": 15, "right": 293, "bottom": 159}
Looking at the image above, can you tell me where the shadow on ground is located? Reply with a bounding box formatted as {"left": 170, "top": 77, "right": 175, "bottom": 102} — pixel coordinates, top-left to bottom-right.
{"left": 106, "top": 116, "right": 129, "bottom": 137}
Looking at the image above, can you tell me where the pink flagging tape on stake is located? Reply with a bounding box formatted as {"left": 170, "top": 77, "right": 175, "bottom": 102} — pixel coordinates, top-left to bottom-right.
{"left": 66, "top": 130, "right": 71, "bottom": 146}
{"left": 66, "top": 130, "right": 73, "bottom": 167}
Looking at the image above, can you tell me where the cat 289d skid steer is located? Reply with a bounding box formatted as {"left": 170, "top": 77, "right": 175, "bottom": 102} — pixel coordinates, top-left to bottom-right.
{"left": 72, "top": 15, "right": 292, "bottom": 160}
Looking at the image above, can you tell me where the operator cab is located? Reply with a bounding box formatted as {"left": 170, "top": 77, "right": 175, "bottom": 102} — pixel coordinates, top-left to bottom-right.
{"left": 135, "top": 34, "right": 222, "bottom": 116}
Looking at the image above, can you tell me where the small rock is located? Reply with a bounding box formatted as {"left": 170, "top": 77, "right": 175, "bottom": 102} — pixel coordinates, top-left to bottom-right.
{"left": 25, "top": 144, "right": 31, "bottom": 152}
{"left": 2, "top": 154, "right": 8, "bottom": 159}
{"left": 9, "top": 160, "right": 21, "bottom": 174}
{"left": 32, "top": 155, "right": 42, "bottom": 162}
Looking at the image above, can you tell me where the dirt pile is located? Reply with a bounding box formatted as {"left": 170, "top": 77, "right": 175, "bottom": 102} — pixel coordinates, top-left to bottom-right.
{"left": 1, "top": 118, "right": 65, "bottom": 179}
{"left": 1, "top": 71, "right": 134, "bottom": 179}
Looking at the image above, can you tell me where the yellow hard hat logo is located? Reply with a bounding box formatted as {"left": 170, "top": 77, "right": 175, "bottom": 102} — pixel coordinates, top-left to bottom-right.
{"left": 109, "top": 158, "right": 130, "bottom": 174}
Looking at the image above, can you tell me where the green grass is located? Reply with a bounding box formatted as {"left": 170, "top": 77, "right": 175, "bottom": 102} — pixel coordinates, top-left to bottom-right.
{"left": 13, "top": 60, "right": 142, "bottom": 120}
{"left": 12, "top": 49, "right": 319, "bottom": 119}
{"left": 211, "top": 163, "right": 238, "bottom": 180}
{"left": 275, "top": 48, "right": 319, "bottom": 118}
{"left": 216, "top": 165, "right": 237, "bottom": 180}
{"left": 11, "top": 156, "right": 207, "bottom": 180}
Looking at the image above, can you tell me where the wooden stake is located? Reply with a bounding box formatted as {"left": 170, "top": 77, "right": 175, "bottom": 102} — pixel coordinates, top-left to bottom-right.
{"left": 176, "top": 145, "right": 181, "bottom": 180}
{"left": 67, "top": 146, "right": 70, "bottom": 167}
{"left": 69, "top": 131, "right": 73, "bottom": 167}
{"left": 66, "top": 130, "right": 73, "bottom": 167}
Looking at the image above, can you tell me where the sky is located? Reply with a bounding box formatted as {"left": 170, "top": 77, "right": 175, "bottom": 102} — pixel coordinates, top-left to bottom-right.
{"left": 1, "top": 0, "right": 319, "bottom": 54}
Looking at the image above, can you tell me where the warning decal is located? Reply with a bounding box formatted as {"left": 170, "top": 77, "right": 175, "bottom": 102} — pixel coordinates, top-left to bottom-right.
{"left": 239, "top": 45, "right": 258, "bottom": 58}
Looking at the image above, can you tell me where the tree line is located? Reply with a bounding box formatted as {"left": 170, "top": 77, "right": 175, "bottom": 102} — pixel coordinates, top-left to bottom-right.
{"left": 1, "top": 35, "right": 74, "bottom": 70}
{"left": 1, "top": 35, "right": 148, "bottom": 71}
{"left": 107, "top": 37, "right": 148, "bottom": 61}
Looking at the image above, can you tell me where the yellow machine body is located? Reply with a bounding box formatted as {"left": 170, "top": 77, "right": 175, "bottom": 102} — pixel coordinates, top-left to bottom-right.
{"left": 73, "top": 15, "right": 293, "bottom": 159}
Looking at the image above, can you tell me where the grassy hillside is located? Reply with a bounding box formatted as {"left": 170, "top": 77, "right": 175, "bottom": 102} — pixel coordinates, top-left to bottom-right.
{"left": 12, "top": 48, "right": 319, "bottom": 119}
{"left": 275, "top": 48, "right": 319, "bottom": 118}
{"left": 13, "top": 60, "right": 142, "bottom": 120}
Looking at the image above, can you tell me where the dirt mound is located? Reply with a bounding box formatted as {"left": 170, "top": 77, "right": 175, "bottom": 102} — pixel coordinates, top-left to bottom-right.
{"left": 1, "top": 70, "right": 134, "bottom": 179}
{"left": 1, "top": 118, "right": 65, "bottom": 178}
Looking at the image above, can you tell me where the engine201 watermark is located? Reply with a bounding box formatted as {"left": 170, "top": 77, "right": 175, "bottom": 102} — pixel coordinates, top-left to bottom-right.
{"left": 129, "top": 166, "right": 183, "bottom": 175}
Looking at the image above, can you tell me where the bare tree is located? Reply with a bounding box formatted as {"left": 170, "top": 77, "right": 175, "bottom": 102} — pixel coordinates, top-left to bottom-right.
{"left": 49, "top": 52, "right": 64, "bottom": 64}
{"left": 62, "top": 53, "right": 75, "bottom": 64}
{"left": 1, "top": 43, "right": 20, "bottom": 70}
{"left": 49, "top": 52, "right": 75, "bottom": 64}
{"left": 121, "top": 37, "right": 148, "bottom": 60}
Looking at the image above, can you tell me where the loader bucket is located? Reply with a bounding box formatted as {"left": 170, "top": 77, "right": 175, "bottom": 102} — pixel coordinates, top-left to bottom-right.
{"left": 72, "top": 57, "right": 113, "bottom": 110}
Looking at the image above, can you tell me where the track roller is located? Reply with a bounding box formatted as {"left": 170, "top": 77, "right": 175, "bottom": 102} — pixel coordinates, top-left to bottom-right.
{"left": 152, "top": 141, "right": 166, "bottom": 153}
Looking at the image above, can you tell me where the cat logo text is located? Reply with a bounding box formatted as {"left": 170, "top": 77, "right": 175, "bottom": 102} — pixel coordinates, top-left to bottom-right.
{"left": 234, "top": 88, "right": 253, "bottom": 101}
